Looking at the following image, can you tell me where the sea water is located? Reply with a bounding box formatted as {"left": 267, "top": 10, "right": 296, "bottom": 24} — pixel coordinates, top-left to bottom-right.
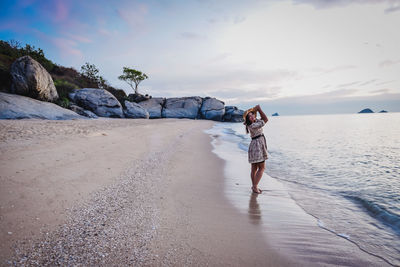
{"left": 207, "top": 113, "right": 400, "bottom": 266}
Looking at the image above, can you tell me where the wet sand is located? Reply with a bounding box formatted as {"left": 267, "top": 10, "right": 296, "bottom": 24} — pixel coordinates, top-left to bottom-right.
{"left": 0, "top": 119, "right": 289, "bottom": 266}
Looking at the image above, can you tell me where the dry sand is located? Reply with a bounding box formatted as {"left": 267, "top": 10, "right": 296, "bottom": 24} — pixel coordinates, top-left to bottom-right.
{"left": 0, "top": 118, "right": 289, "bottom": 266}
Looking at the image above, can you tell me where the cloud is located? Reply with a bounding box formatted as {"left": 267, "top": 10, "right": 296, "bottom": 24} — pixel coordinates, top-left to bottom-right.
{"left": 53, "top": 0, "right": 69, "bottom": 22}
{"left": 53, "top": 38, "right": 83, "bottom": 57}
{"left": 65, "top": 33, "right": 92, "bottom": 43}
{"left": 292, "top": 0, "right": 399, "bottom": 9}
{"left": 178, "top": 32, "right": 205, "bottom": 40}
{"left": 233, "top": 15, "right": 246, "bottom": 24}
{"left": 208, "top": 53, "right": 232, "bottom": 62}
{"left": 380, "top": 59, "right": 400, "bottom": 67}
{"left": 253, "top": 92, "right": 400, "bottom": 115}
{"left": 312, "top": 65, "right": 357, "bottom": 74}
{"left": 384, "top": 2, "right": 400, "bottom": 13}
{"left": 370, "top": 88, "right": 391, "bottom": 94}
{"left": 337, "top": 81, "right": 360, "bottom": 88}
{"left": 359, "top": 79, "right": 378, "bottom": 86}
{"left": 116, "top": 3, "right": 149, "bottom": 31}
{"left": 144, "top": 67, "right": 298, "bottom": 102}
{"left": 34, "top": 30, "right": 83, "bottom": 59}
{"left": 293, "top": 0, "right": 400, "bottom": 14}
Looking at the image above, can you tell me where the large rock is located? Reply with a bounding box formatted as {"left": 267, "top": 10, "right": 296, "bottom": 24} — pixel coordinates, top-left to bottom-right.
{"left": 124, "top": 100, "right": 149, "bottom": 119}
{"left": 0, "top": 92, "right": 84, "bottom": 120}
{"left": 69, "top": 104, "right": 98, "bottom": 118}
{"left": 223, "top": 106, "right": 244, "bottom": 122}
{"left": 10, "top": 56, "right": 59, "bottom": 102}
{"left": 137, "top": 98, "right": 165, "bottom": 118}
{"left": 200, "top": 97, "right": 225, "bottom": 121}
{"left": 69, "top": 88, "right": 124, "bottom": 118}
{"left": 162, "top": 97, "right": 202, "bottom": 119}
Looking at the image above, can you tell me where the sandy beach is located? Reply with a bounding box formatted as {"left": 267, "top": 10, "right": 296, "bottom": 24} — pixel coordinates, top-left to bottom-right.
{"left": 0, "top": 118, "right": 290, "bottom": 266}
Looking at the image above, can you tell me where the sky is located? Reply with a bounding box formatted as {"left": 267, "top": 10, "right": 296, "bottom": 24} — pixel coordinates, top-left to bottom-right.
{"left": 1, "top": 0, "right": 400, "bottom": 115}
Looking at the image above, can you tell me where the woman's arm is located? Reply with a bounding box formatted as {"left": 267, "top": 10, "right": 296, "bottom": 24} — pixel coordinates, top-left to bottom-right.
{"left": 255, "top": 105, "right": 268, "bottom": 123}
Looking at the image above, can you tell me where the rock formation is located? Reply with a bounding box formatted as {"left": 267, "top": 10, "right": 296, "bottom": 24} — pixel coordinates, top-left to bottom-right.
{"left": 69, "top": 104, "right": 98, "bottom": 118}
{"left": 69, "top": 88, "right": 124, "bottom": 118}
{"left": 162, "top": 97, "right": 203, "bottom": 119}
{"left": 137, "top": 98, "right": 165, "bottom": 118}
{"left": 200, "top": 97, "right": 225, "bottom": 121}
{"left": 272, "top": 112, "right": 279, "bottom": 116}
{"left": 0, "top": 92, "right": 83, "bottom": 120}
{"left": 124, "top": 101, "right": 149, "bottom": 119}
{"left": 10, "top": 56, "right": 59, "bottom": 102}
{"left": 358, "top": 108, "right": 374, "bottom": 113}
{"left": 223, "top": 106, "right": 244, "bottom": 122}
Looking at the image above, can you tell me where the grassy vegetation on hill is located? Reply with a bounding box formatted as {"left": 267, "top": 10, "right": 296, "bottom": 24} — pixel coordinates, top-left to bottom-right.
{"left": 0, "top": 40, "right": 128, "bottom": 107}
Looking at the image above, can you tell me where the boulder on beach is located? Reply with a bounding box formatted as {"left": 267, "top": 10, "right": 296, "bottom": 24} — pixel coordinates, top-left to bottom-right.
{"left": 162, "top": 97, "right": 203, "bottom": 119}
{"left": 124, "top": 100, "right": 149, "bottom": 119}
{"left": 10, "top": 56, "right": 59, "bottom": 102}
{"left": 137, "top": 98, "right": 165, "bottom": 118}
{"left": 223, "top": 106, "right": 244, "bottom": 122}
{"left": 379, "top": 110, "right": 388, "bottom": 113}
{"left": 0, "top": 92, "right": 84, "bottom": 120}
{"left": 69, "top": 88, "right": 124, "bottom": 118}
{"left": 358, "top": 108, "right": 374, "bottom": 114}
{"left": 200, "top": 97, "right": 225, "bottom": 121}
{"left": 272, "top": 112, "right": 279, "bottom": 116}
{"left": 69, "top": 104, "right": 98, "bottom": 118}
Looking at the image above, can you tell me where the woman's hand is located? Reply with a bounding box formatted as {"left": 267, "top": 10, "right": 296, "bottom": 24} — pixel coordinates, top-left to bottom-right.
{"left": 254, "top": 104, "right": 261, "bottom": 111}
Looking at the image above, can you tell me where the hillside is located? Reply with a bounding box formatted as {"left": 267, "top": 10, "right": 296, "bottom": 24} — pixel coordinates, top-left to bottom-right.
{"left": 0, "top": 40, "right": 127, "bottom": 107}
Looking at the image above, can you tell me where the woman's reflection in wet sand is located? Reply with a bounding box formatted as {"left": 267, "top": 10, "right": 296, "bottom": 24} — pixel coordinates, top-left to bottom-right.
{"left": 248, "top": 193, "right": 262, "bottom": 225}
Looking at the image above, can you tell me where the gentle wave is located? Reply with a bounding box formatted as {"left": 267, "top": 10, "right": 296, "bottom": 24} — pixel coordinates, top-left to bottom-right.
{"left": 344, "top": 194, "right": 400, "bottom": 233}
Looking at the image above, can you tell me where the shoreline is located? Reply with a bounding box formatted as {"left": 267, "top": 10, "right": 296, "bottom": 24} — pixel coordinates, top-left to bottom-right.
{"left": 0, "top": 119, "right": 289, "bottom": 265}
{"left": 207, "top": 122, "right": 393, "bottom": 266}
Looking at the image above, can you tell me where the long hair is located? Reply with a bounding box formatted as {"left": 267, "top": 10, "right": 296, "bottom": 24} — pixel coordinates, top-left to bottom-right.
{"left": 244, "top": 112, "right": 254, "bottom": 134}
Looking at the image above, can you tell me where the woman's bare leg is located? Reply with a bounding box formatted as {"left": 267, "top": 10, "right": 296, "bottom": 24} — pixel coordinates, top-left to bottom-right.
{"left": 251, "top": 163, "right": 262, "bottom": 193}
{"left": 251, "top": 163, "right": 258, "bottom": 186}
{"left": 254, "top": 161, "right": 265, "bottom": 192}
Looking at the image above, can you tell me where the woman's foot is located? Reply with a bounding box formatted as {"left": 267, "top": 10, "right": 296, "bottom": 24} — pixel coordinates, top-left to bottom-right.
{"left": 252, "top": 186, "right": 262, "bottom": 194}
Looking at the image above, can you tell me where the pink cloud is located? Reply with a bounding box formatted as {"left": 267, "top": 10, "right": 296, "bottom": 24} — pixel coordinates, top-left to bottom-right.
{"left": 66, "top": 33, "right": 92, "bottom": 43}
{"left": 54, "top": 0, "right": 69, "bottom": 21}
{"left": 52, "top": 37, "right": 83, "bottom": 58}
{"left": 34, "top": 29, "right": 83, "bottom": 59}
{"left": 98, "top": 28, "right": 112, "bottom": 36}
{"left": 116, "top": 3, "right": 149, "bottom": 30}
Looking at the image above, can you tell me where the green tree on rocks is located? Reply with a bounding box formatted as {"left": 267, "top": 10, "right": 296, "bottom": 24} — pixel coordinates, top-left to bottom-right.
{"left": 118, "top": 67, "right": 148, "bottom": 94}
{"left": 80, "top": 62, "right": 108, "bottom": 89}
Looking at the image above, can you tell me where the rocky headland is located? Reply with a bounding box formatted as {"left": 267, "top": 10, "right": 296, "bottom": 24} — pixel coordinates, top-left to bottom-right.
{"left": 0, "top": 55, "right": 244, "bottom": 122}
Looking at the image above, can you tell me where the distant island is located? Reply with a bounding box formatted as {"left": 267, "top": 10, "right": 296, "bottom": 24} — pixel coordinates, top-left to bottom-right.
{"left": 272, "top": 113, "right": 279, "bottom": 116}
{"left": 358, "top": 108, "right": 374, "bottom": 114}
{"left": 358, "top": 108, "right": 389, "bottom": 114}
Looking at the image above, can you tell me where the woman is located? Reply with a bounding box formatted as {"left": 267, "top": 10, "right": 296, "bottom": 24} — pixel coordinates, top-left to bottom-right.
{"left": 243, "top": 105, "right": 268, "bottom": 194}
